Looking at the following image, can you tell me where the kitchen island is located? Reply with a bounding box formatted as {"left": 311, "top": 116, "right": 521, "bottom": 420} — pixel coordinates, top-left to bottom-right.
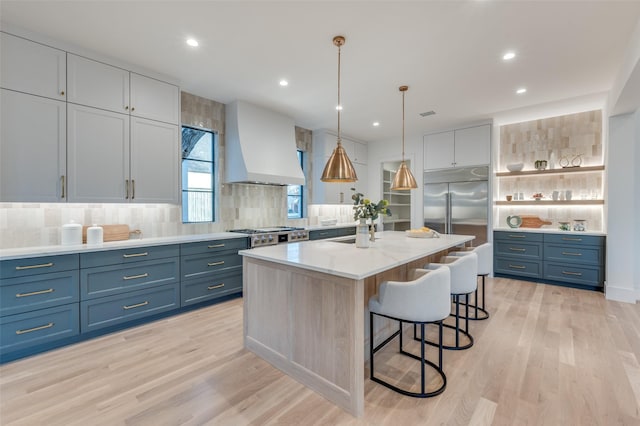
{"left": 240, "top": 231, "right": 474, "bottom": 417}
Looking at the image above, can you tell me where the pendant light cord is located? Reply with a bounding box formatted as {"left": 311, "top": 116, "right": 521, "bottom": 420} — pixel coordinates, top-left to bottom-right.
{"left": 337, "top": 43, "right": 342, "bottom": 145}
{"left": 402, "top": 89, "right": 405, "bottom": 160}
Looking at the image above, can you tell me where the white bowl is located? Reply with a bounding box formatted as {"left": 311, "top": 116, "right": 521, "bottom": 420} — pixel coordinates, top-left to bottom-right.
{"left": 320, "top": 218, "right": 338, "bottom": 226}
{"left": 506, "top": 163, "right": 524, "bottom": 172}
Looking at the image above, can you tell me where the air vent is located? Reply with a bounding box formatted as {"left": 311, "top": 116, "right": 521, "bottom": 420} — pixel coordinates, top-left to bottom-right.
{"left": 420, "top": 111, "right": 436, "bottom": 117}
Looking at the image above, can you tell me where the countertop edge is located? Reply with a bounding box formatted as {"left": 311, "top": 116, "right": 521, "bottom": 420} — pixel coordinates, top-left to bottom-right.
{"left": 493, "top": 227, "right": 606, "bottom": 236}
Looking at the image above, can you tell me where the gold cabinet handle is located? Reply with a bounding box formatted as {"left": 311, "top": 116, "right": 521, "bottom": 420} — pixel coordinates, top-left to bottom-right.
{"left": 562, "top": 237, "right": 582, "bottom": 242}
{"left": 562, "top": 271, "right": 583, "bottom": 276}
{"left": 60, "top": 91, "right": 65, "bottom": 96}
{"left": 508, "top": 264, "right": 526, "bottom": 269}
{"left": 61, "top": 175, "right": 65, "bottom": 199}
{"left": 16, "top": 288, "right": 54, "bottom": 298}
{"left": 16, "top": 322, "right": 54, "bottom": 335}
{"left": 15, "top": 262, "right": 54, "bottom": 271}
{"left": 123, "top": 272, "right": 149, "bottom": 280}
{"left": 208, "top": 244, "right": 225, "bottom": 249}
{"left": 207, "top": 261, "right": 225, "bottom": 267}
{"left": 508, "top": 235, "right": 526, "bottom": 238}
{"left": 562, "top": 252, "right": 582, "bottom": 256}
{"left": 125, "top": 179, "right": 130, "bottom": 199}
{"left": 208, "top": 283, "right": 225, "bottom": 290}
{"left": 131, "top": 107, "right": 135, "bottom": 112}
{"left": 132, "top": 179, "right": 135, "bottom": 199}
{"left": 123, "top": 301, "right": 149, "bottom": 310}
{"left": 122, "top": 252, "right": 148, "bottom": 258}
{"left": 509, "top": 247, "right": 526, "bottom": 252}
{"left": 125, "top": 105, "right": 129, "bottom": 110}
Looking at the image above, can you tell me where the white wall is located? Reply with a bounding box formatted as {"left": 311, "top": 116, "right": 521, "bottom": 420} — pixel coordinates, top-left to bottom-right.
{"left": 606, "top": 110, "right": 639, "bottom": 302}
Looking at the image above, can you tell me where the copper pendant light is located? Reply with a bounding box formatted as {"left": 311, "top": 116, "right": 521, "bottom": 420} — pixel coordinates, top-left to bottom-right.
{"left": 390, "top": 85, "right": 418, "bottom": 190}
{"left": 320, "top": 36, "right": 358, "bottom": 183}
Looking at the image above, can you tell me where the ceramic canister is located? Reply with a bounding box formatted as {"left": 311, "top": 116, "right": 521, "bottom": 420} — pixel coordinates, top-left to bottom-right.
{"left": 61, "top": 220, "right": 82, "bottom": 245}
{"left": 86, "top": 224, "right": 104, "bottom": 245}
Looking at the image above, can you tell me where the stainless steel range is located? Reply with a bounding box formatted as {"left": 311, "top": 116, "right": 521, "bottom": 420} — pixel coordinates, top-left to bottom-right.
{"left": 229, "top": 226, "right": 309, "bottom": 248}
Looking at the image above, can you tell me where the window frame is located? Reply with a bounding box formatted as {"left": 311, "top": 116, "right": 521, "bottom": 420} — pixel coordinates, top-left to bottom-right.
{"left": 287, "top": 150, "right": 304, "bottom": 219}
{"left": 181, "top": 125, "right": 217, "bottom": 223}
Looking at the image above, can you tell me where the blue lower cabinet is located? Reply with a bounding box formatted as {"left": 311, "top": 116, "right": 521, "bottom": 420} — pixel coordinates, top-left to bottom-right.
{"left": 544, "top": 262, "right": 603, "bottom": 287}
{"left": 0, "top": 304, "right": 79, "bottom": 353}
{"left": 80, "top": 283, "right": 180, "bottom": 333}
{"left": 1, "top": 270, "right": 79, "bottom": 317}
{"left": 181, "top": 270, "right": 242, "bottom": 307}
{"left": 309, "top": 229, "right": 339, "bottom": 240}
{"left": 495, "top": 257, "right": 542, "bottom": 278}
{"left": 181, "top": 252, "right": 242, "bottom": 280}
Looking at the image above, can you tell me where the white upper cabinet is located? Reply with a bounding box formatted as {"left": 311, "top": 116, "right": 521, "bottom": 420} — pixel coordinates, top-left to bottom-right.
{"left": 67, "top": 104, "right": 130, "bottom": 203}
{"left": 130, "top": 73, "right": 179, "bottom": 125}
{"left": 0, "top": 32, "right": 66, "bottom": 101}
{"left": 67, "top": 54, "right": 130, "bottom": 113}
{"left": 130, "top": 117, "right": 179, "bottom": 204}
{"left": 424, "top": 124, "right": 491, "bottom": 170}
{"left": 352, "top": 141, "right": 368, "bottom": 165}
{"left": 1, "top": 89, "right": 66, "bottom": 202}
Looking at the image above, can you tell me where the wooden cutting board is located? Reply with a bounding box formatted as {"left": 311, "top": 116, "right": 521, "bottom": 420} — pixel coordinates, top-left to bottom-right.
{"left": 520, "top": 215, "right": 552, "bottom": 228}
{"left": 82, "top": 224, "right": 130, "bottom": 243}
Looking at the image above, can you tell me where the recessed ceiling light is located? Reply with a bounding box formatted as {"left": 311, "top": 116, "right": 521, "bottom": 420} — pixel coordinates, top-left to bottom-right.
{"left": 336, "top": 105, "right": 343, "bottom": 111}
{"left": 373, "top": 122, "right": 380, "bottom": 127}
{"left": 516, "top": 87, "right": 527, "bottom": 94}
{"left": 186, "top": 38, "right": 199, "bottom": 47}
{"left": 279, "top": 79, "right": 288, "bottom": 86}
{"left": 503, "top": 51, "right": 516, "bottom": 61}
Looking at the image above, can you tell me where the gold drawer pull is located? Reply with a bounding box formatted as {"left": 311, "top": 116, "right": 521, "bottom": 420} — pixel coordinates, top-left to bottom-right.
{"left": 508, "top": 235, "right": 526, "bottom": 238}
{"left": 15, "top": 262, "right": 54, "bottom": 271}
{"left": 508, "top": 264, "right": 526, "bottom": 269}
{"left": 123, "top": 273, "right": 149, "bottom": 280}
{"left": 509, "top": 247, "right": 526, "bottom": 252}
{"left": 562, "top": 252, "right": 582, "bottom": 256}
{"left": 562, "top": 271, "right": 583, "bottom": 276}
{"left": 16, "top": 322, "right": 54, "bottom": 335}
{"left": 562, "top": 237, "right": 582, "bottom": 242}
{"left": 207, "top": 261, "right": 225, "bottom": 267}
{"left": 208, "top": 244, "right": 225, "bottom": 249}
{"left": 123, "top": 252, "right": 148, "bottom": 258}
{"left": 123, "top": 301, "right": 149, "bottom": 310}
{"left": 208, "top": 283, "right": 225, "bottom": 290}
{"left": 16, "top": 288, "right": 54, "bottom": 298}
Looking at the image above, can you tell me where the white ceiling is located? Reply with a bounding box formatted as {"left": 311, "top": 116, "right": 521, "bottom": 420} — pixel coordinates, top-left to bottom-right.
{"left": 2, "top": 1, "right": 640, "bottom": 143}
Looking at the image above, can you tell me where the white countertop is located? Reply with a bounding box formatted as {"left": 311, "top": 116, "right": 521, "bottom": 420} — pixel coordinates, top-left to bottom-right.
{"left": 305, "top": 222, "right": 357, "bottom": 231}
{"left": 0, "top": 232, "right": 248, "bottom": 260}
{"left": 493, "top": 227, "right": 606, "bottom": 236}
{"left": 240, "top": 231, "right": 474, "bottom": 280}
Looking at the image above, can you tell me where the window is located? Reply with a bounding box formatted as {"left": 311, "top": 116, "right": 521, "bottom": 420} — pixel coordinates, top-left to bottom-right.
{"left": 181, "top": 126, "right": 216, "bottom": 223}
{"left": 287, "top": 150, "right": 304, "bottom": 219}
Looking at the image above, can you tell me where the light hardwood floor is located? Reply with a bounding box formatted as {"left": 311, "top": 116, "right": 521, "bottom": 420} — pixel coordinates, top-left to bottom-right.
{"left": 1, "top": 278, "right": 640, "bottom": 425}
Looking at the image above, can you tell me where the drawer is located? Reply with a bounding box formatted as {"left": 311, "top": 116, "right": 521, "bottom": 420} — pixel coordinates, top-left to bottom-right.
{"left": 1, "top": 271, "right": 79, "bottom": 317}
{"left": 1, "top": 254, "right": 79, "bottom": 279}
{"left": 80, "top": 245, "right": 179, "bottom": 268}
{"left": 543, "top": 233, "right": 605, "bottom": 247}
{"left": 544, "top": 262, "right": 603, "bottom": 287}
{"left": 81, "top": 258, "right": 179, "bottom": 300}
{"left": 494, "top": 231, "right": 543, "bottom": 243}
{"left": 544, "top": 244, "right": 603, "bottom": 265}
{"left": 495, "top": 241, "right": 542, "bottom": 260}
{"left": 181, "top": 252, "right": 242, "bottom": 280}
{"left": 337, "top": 227, "right": 356, "bottom": 237}
{"left": 309, "top": 229, "right": 339, "bottom": 240}
{"left": 181, "top": 271, "right": 242, "bottom": 307}
{"left": 181, "top": 238, "right": 249, "bottom": 256}
{"left": 1, "top": 304, "right": 79, "bottom": 353}
{"left": 495, "top": 257, "right": 542, "bottom": 278}
{"left": 80, "top": 283, "right": 179, "bottom": 333}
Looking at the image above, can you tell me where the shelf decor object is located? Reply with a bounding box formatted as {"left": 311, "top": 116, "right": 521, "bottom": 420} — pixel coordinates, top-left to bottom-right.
{"left": 390, "top": 86, "right": 418, "bottom": 190}
{"left": 321, "top": 35, "right": 358, "bottom": 183}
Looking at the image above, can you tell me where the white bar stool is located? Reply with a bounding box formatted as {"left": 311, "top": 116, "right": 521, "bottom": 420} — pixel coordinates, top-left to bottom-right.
{"left": 420, "top": 252, "right": 478, "bottom": 350}
{"left": 450, "top": 243, "right": 492, "bottom": 320}
{"left": 369, "top": 266, "right": 451, "bottom": 398}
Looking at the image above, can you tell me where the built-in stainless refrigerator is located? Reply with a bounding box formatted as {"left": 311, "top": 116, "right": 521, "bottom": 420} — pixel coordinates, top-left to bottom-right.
{"left": 423, "top": 166, "right": 489, "bottom": 245}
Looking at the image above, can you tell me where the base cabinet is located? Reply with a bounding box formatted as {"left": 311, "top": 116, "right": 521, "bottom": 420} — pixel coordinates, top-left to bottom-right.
{"left": 494, "top": 230, "right": 605, "bottom": 289}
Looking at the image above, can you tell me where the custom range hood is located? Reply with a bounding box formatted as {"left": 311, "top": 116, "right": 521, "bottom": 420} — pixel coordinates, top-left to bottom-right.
{"left": 225, "top": 101, "right": 305, "bottom": 186}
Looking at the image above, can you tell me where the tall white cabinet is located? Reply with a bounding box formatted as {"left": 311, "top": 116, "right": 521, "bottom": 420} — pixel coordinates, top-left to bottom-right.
{"left": 0, "top": 31, "right": 180, "bottom": 204}
{"left": 311, "top": 130, "right": 368, "bottom": 204}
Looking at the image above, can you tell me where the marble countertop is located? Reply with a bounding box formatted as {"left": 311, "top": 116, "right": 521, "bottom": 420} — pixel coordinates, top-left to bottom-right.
{"left": 493, "top": 227, "right": 606, "bottom": 236}
{"left": 0, "top": 232, "right": 249, "bottom": 260}
{"left": 304, "top": 222, "right": 357, "bottom": 231}
{"left": 239, "top": 231, "right": 474, "bottom": 280}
